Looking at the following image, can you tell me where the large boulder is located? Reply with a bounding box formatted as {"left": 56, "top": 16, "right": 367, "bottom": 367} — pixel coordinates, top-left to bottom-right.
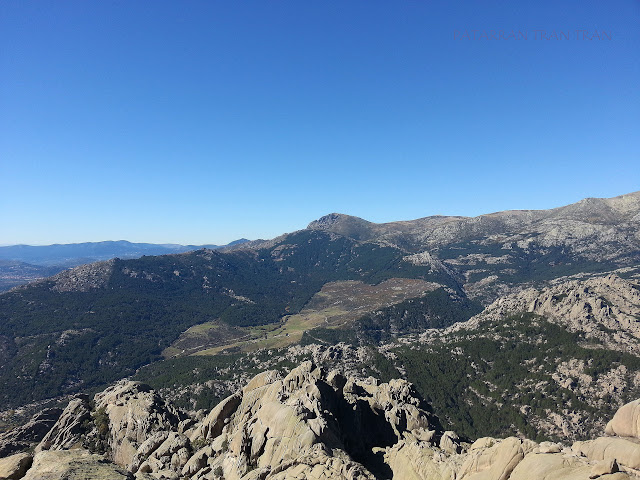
{"left": 0, "top": 452, "right": 32, "bottom": 479}
{"left": 384, "top": 440, "right": 459, "bottom": 480}
{"left": 187, "top": 392, "right": 242, "bottom": 442}
{"left": 457, "top": 437, "right": 537, "bottom": 480}
{"left": 509, "top": 452, "right": 629, "bottom": 480}
{"left": 573, "top": 436, "right": 640, "bottom": 471}
{"left": 606, "top": 399, "right": 640, "bottom": 439}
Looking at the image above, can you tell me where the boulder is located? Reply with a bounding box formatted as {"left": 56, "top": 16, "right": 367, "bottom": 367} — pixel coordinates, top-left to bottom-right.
{"left": 573, "top": 436, "right": 640, "bottom": 470}
{"left": 457, "top": 437, "right": 537, "bottom": 480}
{"left": 0, "top": 452, "right": 32, "bottom": 480}
{"left": 384, "top": 440, "right": 459, "bottom": 480}
{"left": 509, "top": 452, "right": 629, "bottom": 480}
{"left": 440, "top": 431, "right": 462, "bottom": 455}
{"left": 188, "top": 392, "right": 242, "bottom": 442}
{"left": 537, "top": 442, "right": 562, "bottom": 454}
{"left": 181, "top": 445, "right": 212, "bottom": 477}
{"left": 589, "top": 459, "right": 619, "bottom": 478}
{"left": 606, "top": 399, "right": 640, "bottom": 439}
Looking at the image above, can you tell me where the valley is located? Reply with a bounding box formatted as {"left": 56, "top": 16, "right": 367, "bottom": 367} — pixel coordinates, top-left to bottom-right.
{"left": 166, "top": 278, "right": 444, "bottom": 357}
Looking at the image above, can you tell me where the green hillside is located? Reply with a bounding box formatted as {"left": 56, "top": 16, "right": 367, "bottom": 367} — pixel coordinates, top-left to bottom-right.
{"left": 0, "top": 230, "right": 454, "bottom": 407}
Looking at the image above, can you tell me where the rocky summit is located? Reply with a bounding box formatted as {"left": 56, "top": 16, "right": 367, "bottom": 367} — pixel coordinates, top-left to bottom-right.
{"left": 0, "top": 362, "right": 639, "bottom": 479}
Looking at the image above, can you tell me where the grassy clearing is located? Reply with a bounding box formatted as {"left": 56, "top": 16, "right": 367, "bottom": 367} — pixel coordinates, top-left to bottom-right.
{"left": 190, "top": 278, "right": 442, "bottom": 356}
{"left": 183, "top": 321, "right": 221, "bottom": 334}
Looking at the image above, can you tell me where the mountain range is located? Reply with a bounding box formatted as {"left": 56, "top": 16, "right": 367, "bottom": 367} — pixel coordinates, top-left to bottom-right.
{"left": 0, "top": 191, "right": 640, "bottom": 479}
{"left": 0, "top": 239, "right": 249, "bottom": 292}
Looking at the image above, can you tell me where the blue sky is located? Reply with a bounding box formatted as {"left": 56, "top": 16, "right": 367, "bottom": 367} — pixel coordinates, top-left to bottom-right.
{"left": 1, "top": 1, "right": 638, "bottom": 245}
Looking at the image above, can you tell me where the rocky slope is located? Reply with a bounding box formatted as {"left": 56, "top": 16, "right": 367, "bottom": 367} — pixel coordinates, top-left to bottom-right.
{"left": 304, "top": 191, "right": 640, "bottom": 301}
{"left": 1, "top": 362, "right": 639, "bottom": 479}
{"left": 455, "top": 273, "right": 640, "bottom": 355}
{"left": 306, "top": 192, "right": 640, "bottom": 257}
{"left": 369, "top": 274, "right": 640, "bottom": 443}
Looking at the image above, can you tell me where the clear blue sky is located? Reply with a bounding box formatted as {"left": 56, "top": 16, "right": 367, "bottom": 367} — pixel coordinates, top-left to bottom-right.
{"left": 1, "top": 1, "right": 638, "bottom": 245}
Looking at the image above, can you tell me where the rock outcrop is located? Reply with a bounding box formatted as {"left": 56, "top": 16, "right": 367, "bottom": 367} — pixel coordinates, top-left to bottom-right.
{"left": 606, "top": 399, "right": 640, "bottom": 439}
{"left": 21, "top": 449, "right": 139, "bottom": 480}
{"left": 0, "top": 408, "right": 62, "bottom": 457}
{"left": 92, "top": 380, "right": 189, "bottom": 468}
{"left": 3, "top": 363, "right": 640, "bottom": 479}
{"left": 48, "top": 259, "right": 115, "bottom": 293}
{"left": 36, "top": 396, "right": 91, "bottom": 452}
{"left": 0, "top": 452, "right": 32, "bottom": 480}
{"left": 437, "top": 274, "right": 640, "bottom": 362}
{"left": 459, "top": 274, "right": 640, "bottom": 347}
{"left": 177, "top": 363, "right": 441, "bottom": 480}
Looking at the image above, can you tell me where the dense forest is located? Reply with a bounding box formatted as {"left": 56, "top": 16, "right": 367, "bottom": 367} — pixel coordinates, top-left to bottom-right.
{"left": 0, "top": 230, "right": 453, "bottom": 407}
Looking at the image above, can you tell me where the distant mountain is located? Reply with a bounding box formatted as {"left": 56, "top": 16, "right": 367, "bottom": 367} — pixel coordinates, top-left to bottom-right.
{"left": 0, "top": 239, "right": 252, "bottom": 266}
{"left": 306, "top": 192, "right": 640, "bottom": 250}
{"left": 0, "top": 239, "right": 250, "bottom": 292}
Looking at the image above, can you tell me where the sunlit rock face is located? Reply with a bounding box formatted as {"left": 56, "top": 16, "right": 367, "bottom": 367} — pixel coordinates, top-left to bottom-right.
{"left": 6, "top": 361, "right": 640, "bottom": 479}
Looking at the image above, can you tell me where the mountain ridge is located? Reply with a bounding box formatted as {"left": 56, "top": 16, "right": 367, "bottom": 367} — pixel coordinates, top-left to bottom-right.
{"left": 0, "top": 239, "right": 252, "bottom": 266}
{"left": 306, "top": 191, "right": 640, "bottom": 232}
{"left": 303, "top": 191, "right": 640, "bottom": 247}
{"left": 0, "top": 239, "right": 250, "bottom": 292}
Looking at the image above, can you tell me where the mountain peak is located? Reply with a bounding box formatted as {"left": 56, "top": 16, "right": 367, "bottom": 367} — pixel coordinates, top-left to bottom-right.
{"left": 307, "top": 213, "right": 356, "bottom": 229}
{"left": 307, "top": 213, "right": 376, "bottom": 241}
